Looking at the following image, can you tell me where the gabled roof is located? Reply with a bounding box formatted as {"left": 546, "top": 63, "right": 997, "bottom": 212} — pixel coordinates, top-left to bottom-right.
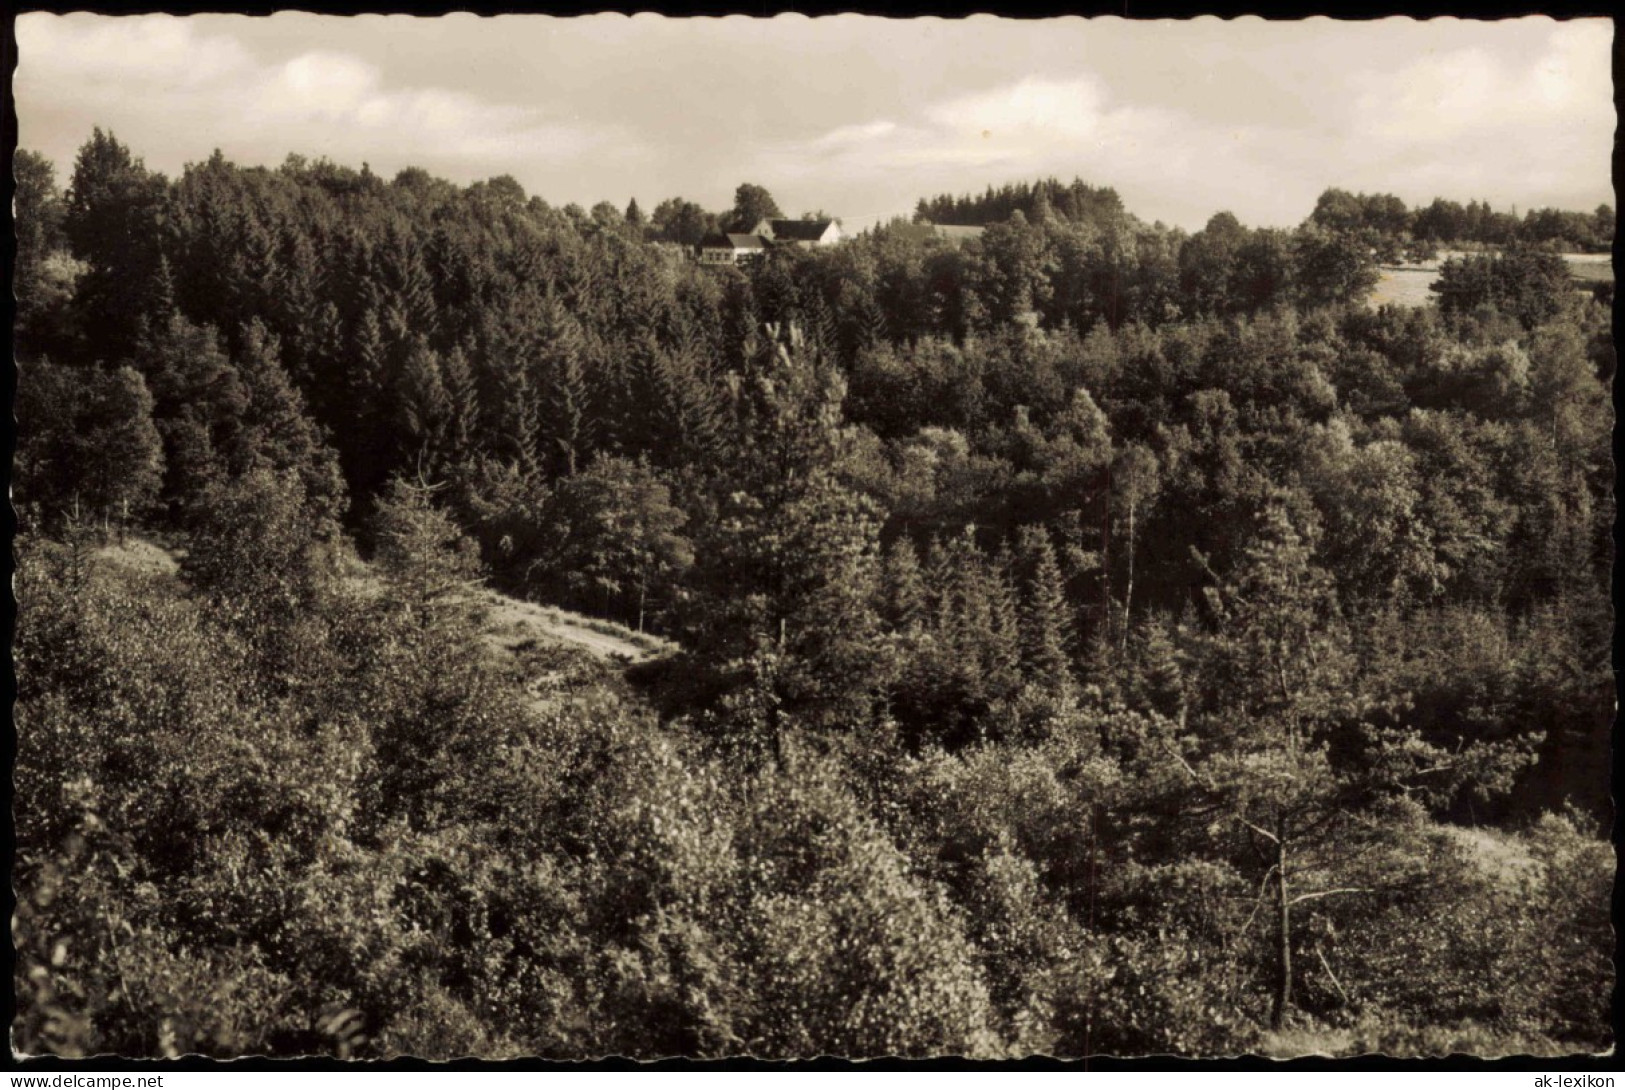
{"left": 766, "top": 218, "right": 837, "bottom": 242}
{"left": 699, "top": 232, "right": 768, "bottom": 251}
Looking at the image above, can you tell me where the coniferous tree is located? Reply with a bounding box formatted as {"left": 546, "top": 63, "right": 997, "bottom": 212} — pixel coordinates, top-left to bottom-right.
{"left": 685, "top": 323, "right": 886, "bottom": 751}
{"left": 547, "top": 342, "right": 593, "bottom": 478}
{"left": 133, "top": 312, "right": 248, "bottom": 511}
{"left": 922, "top": 535, "right": 957, "bottom": 636}
{"left": 882, "top": 537, "right": 929, "bottom": 633}
{"left": 342, "top": 306, "right": 396, "bottom": 500}
{"left": 1015, "top": 526, "right": 1074, "bottom": 700}
{"left": 395, "top": 338, "right": 453, "bottom": 473}
{"left": 370, "top": 476, "right": 489, "bottom": 632}
{"left": 234, "top": 320, "right": 348, "bottom": 525}
{"left": 660, "top": 345, "right": 726, "bottom": 474}
{"left": 900, "top": 528, "right": 1022, "bottom": 746}
{"left": 441, "top": 343, "right": 482, "bottom": 465}
{"left": 1126, "top": 613, "right": 1187, "bottom": 724}
{"left": 987, "top": 540, "right": 1025, "bottom": 694}
{"left": 375, "top": 220, "right": 439, "bottom": 346}
{"left": 493, "top": 364, "right": 545, "bottom": 483}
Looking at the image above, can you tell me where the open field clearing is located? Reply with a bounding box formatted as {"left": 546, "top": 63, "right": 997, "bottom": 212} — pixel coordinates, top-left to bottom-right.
{"left": 1371, "top": 251, "right": 1613, "bottom": 308}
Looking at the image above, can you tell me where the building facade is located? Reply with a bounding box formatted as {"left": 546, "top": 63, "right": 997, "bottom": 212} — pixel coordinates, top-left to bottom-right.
{"left": 752, "top": 218, "right": 843, "bottom": 248}
{"left": 696, "top": 218, "right": 843, "bottom": 264}
{"left": 697, "top": 232, "right": 770, "bottom": 265}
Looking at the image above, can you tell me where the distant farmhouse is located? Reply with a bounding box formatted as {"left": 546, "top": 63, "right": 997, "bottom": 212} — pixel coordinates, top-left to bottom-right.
{"left": 697, "top": 217, "right": 843, "bottom": 265}
{"left": 754, "top": 218, "right": 842, "bottom": 248}
{"left": 697, "top": 233, "right": 771, "bottom": 265}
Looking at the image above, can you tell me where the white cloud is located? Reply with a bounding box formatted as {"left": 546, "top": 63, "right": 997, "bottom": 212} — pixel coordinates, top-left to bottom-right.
{"left": 926, "top": 77, "right": 1109, "bottom": 141}
{"left": 758, "top": 78, "right": 1296, "bottom": 228}
{"left": 1352, "top": 22, "right": 1613, "bottom": 147}
{"left": 766, "top": 18, "right": 1612, "bottom": 232}
{"left": 808, "top": 120, "right": 899, "bottom": 152}
{"left": 15, "top": 13, "right": 632, "bottom": 186}
{"left": 15, "top": 14, "right": 1613, "bottom": 230}
{"left": 783, "top": 77, "right": 1131, "bottom": 176}
{"left": 1322, "top": 21, "right": 1613, "bottom": 217}
{"left": 273, "top": 52, "right": 380, "bottom": 116}
{"left": 240, "top": 51, "right": 606, "bottom": 161}
{"left": 17, "top": 13, "right": 252, "bottom": 89}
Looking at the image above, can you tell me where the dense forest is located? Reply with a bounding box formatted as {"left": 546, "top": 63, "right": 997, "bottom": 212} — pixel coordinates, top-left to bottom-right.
{"left": 914, "top": 178, "right": 1614, "bottom": 254}
{"left": 11, "top": 131, "right": 1614, "bottom": 1059}
{"left": 1305, "top": 187, "right": 1615, "bottom": 255}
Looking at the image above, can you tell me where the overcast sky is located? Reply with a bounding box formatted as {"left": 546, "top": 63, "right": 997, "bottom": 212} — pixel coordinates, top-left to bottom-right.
{"left": 14, "top": 13, "right": 1616, "bottom": 231}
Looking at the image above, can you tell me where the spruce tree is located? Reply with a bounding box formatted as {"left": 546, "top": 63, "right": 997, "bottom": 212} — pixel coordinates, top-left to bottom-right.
{"left": 441, "top": 343, "right": 482, "bottom": 465}
{"left": 495, "top": 365, "right": 544, "bottom": 482}
{"left": 924, "top": 535, "right": 956, "bottom": 636}
{"left": 984, "top": 541, "right": 1025, "bottom": 716}
{"left": 344, "top": 306, "right": 396, "bottom": 498}
{"left": 882, "top": 536, "right": 929, "bottom": 633}
{"left": 376, "top": 220, "right": 439, "bottom": 345}
{"left": 1126, "top": 613, "right": 1185, "bottom": 725}
{"left": 395, "top": 338, "right": 452, "bottom": 473}
{"left": 663, "top": 346, "right": 725, "bottom": 474}
{"left": 548, "top": 345, "right": 592, "bottom": 477}
{"left": 533, "top": 301, "right": 594, "bottom": 477}
{"left": 1016, "top": 525, "right": 1074, "bottom": 698}
{"left": 235, "top": 319, "right": 347, "bottom": 526}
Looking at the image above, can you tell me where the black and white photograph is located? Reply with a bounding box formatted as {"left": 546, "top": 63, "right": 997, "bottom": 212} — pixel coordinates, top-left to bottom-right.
{"left": 8, "top": 9, "right": 1616, "bottom": 1063}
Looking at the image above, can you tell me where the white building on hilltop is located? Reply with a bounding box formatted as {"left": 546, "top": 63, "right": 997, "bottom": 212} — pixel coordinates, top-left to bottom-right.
{"left": 696, "top": 218, "right": 843, "bottom": 265}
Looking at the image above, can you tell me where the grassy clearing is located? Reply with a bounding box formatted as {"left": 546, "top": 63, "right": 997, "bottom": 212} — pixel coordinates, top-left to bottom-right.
{"left": 1369, "top": 252, "right": 1613, "bottom": 309}
{"left": 478, "top": 590, "right": 676, "bottom": 663}
{"left": 1566, "top": 255, "right": 1614, "bottom": 283}
{"left": 1370, "top": 267, "right": 1438, "bottom": 308}
{"left": 92, "top": 536, "right": 184, "bottom": 578}
{"left": 87, "top": 534, "right": 672, "bottom": 667}
{"left": 1443, "top": 824, "right": 1542, "bottom": 890}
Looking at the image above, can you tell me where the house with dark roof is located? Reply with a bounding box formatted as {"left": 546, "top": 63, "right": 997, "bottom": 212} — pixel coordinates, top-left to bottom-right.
{"left": 753, "top": 218, "right": 843, "bottom": 248}
{"left": 697, "top": 232, "right": 770, "bottom": 265}
{"left": 694, "top": 217, "right": 843, "bottom": 265}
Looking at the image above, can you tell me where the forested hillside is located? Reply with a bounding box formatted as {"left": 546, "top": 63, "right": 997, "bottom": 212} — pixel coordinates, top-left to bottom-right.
{"left": 11, "top": 132, "right": 1613, "bottom": 1059}
{"left": 1305, "top": 187, "right": 1614, "bottom": 255}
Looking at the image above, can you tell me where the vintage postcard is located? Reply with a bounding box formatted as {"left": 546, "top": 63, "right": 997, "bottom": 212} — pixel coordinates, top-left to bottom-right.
{"left": 10, "top": 10, "right": 1614, "bottom": 1064}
